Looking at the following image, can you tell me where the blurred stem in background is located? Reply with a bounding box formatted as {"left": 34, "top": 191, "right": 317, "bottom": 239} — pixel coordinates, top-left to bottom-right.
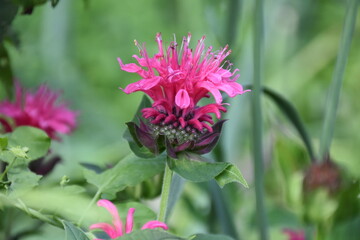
{"left": 252, "top": 0, "right": 268, "bottom": 240}
{"left": 209, "top": 0, "right": 243, "bottom": 239}
{"left": 225, "top": 0, "right": 242, "bottom": 47}
{"left": 319, "top": 0, "right": 359, "bottom": 161}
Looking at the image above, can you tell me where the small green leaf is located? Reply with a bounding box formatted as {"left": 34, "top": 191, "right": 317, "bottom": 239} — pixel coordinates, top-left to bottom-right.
{"left": 83, "top": 154, "right": 165, "bottom": 197}
{"left": 8, "top": 126, "right": 51, "bottom": 161}
{"left": 9, "top": 146, "right": 29, "bottom": 159}
{"left": 190, "top": 233, "right": 235, "bottom": 240}
{"left": 0, "top": 136, "right": 8, "bottom": 150}
{"left": 62, "top": 220, "right": 90, "bottom": 240}
{"left": 116, "top": 229, "right": 184, "bottom": 240}
{"left": 215, "top": 164, "right": 248, "bottom": 188}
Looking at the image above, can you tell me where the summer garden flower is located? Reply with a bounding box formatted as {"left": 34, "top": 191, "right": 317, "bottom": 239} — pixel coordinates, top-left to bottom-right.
{"left": 89, "top": 199, "right": 168, "bottom": 239}
{"left": 0, "top": 82, "right": 77, "bottom": 140}
{"left": 118, "top": 33, "right": 249, "bottom": 156}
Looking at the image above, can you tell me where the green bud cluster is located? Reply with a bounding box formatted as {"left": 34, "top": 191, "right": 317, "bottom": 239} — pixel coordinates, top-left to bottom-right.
{"left": 151, "top": 124, "right": 207, "bottom": 144}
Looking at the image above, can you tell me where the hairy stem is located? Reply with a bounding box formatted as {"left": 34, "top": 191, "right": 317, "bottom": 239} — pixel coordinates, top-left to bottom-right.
{"left": 157, "top": 161, "right": 173, "bottom": 223}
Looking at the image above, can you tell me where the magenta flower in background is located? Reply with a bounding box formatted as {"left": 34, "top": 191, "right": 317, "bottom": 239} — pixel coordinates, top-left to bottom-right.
{"left": 118, "top": 33, "right": 249, "bottom": 156}
{"left": 283, "top": 229, "right": 305, "bottom": 240}
{"left": 89, "top": 199, "right": 168, "bottom": 239}
{"left": 0, "top": 83, "right": 77, "bottom": 140}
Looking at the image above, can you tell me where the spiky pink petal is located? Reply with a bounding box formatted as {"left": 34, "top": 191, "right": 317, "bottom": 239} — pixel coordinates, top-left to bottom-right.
{"left": 89, "top": 223, "right": 118, "bottom": 239}
{"left": 141, "top": 220, "right": 169, "bottom": 230}
{"left": 0, "top": 83, "right": 77, "bottom": 140}
{"left": 97, "top": 199, "right": 123, "bottom": 237}
{"left": 125, "top": 208, "right": 135, "bottom": 234}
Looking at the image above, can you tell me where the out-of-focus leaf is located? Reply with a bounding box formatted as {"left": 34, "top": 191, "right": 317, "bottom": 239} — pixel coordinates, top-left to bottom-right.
{"left": 0, "top": 44, "right": 14, "bottom": 98}
{"left": 215, "top": 164, "right": 248, "bottom": 188}
{"left": 168, "top": 154, "right": 248, "bottom": 188}
{"left": 0, "top": 0, "right": 18, "bottom": 42}
{"left": 5, "top": 126, "right": 51, "bottom": 162}
{"left": 116, "top": 229, "right": 183, "bottom": 240}
{"left": 7, "top": 164, "right": 42, "bottom": 194}
{"left": 51, "top": 0, "right": 60, "bottom": 7}
{"left": 0, "top": 136, "right": 8, "bottom": 150}
{"left": 80, "top": 162, "right": 104, "bottom": 174}
{"left": 333, "top": 181, "right": 360, "bottom": 224}
{"left": 249, "top": 85, "right": 315, "bottom": 160}
{"left": 63, "top": 220, "right": 90, "bottom": 240}
{"left": 190, "top": 233, "right": 235, "bottom": 240}
{"left": 83, "top": 154, "right": 165, "bottom": 198}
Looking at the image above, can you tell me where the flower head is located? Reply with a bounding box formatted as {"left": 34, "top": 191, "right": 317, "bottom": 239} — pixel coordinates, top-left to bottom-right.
{"left": 119, "top": 34, "right": 249, "bottom": 156}
{"left": 89, "top": 199, "right": 168, "bottom": 239}
{"left": 283, "top": 229, "right": 305, "bottom": 240}
{"left": 0, "top": 83, "right": 77, "bottom": 140}
{"left": 118, "top": 34, "right": 249, "bottom": 157}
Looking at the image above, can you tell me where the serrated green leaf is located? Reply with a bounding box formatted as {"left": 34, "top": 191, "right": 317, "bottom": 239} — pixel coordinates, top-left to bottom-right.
{"left": 215, "top": 164, "right": 248, "bottom": 188}
{"left": 190, "top": 233, "right": 235, "bottom": 240}
{"left": 7, "top": 164, "right": 42, "bottom": 195}
{"left": 116, "top": 229, "right": 184, "bottom": 240}
{"left": 167, "top": 155, "right": 228, "bottom": 182}
{"left": 168, "top": 154, "right": 247, "bottom": 188}
{"left": 62, "top": 220, "right": 90, "bottom": 240}
{"left": 83, "top": 154, "right": 165, "bottom": 197}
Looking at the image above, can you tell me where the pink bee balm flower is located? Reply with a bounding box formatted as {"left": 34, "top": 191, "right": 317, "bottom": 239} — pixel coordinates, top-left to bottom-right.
{"left": 89, "top": 199, "right": 168, "bottom": 239}
{"left": 283, "top": 229, "right": 305, "bottom": 240}
{"left": 118, "top": 34, "right": 249, "bottom": 156}
{"left": 0, "top": 83, "right": 77, "bottom": 140}
{"left": 119, "top": 33, "right": 248, "bottom": 132}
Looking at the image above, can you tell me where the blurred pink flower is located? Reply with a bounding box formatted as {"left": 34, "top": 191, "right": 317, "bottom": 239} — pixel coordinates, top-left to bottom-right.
{"left": 118, "top": 33, "right": 249, "bottom": 134}
{"left": 283, "top": 229, "right": 305, "bottom": 240}
{"left": 0, "top": 83, "right": 77, "bottom": 140}
{"left": 89, "top": 199, "right": 168, "bottom": 239}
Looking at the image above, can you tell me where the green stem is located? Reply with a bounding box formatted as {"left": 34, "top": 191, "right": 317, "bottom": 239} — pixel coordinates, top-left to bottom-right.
{"left": 77, "top": 189, "right": 102, "bottom": 226}
{"left": 0, "top": 157, "right": 17, "bottom": 182}
{"left": 319, "top": 0, "right": 359, "bottom": 160}
{"left": 252, "top": 0, "right": 268, "bottom": 239}
{"left": 157, "top": 161, "right": 173, "bottom": 223}
{"left": 14, "top": 199, "right": 63, "bottom": 228}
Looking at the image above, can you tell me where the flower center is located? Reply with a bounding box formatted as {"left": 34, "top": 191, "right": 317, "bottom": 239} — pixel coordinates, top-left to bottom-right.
{"left": 150, "top": 123, "right": 207, "bottom": 145}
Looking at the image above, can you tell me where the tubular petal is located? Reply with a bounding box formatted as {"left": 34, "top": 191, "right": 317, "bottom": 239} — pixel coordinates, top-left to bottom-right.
{"left": 97, "top": 200, "right": 123, "bottom": 237}
{"left": 175, "top": 89, "right": 191, "bottom": 109}
{"left": 125, "top": 208, "right": 135, "bottom": 234}
{"left": 89, "top": 223, "right": 119, "bottom": 239}
{"left": 141, "top": 220, "right": 168, "bottom": 230}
